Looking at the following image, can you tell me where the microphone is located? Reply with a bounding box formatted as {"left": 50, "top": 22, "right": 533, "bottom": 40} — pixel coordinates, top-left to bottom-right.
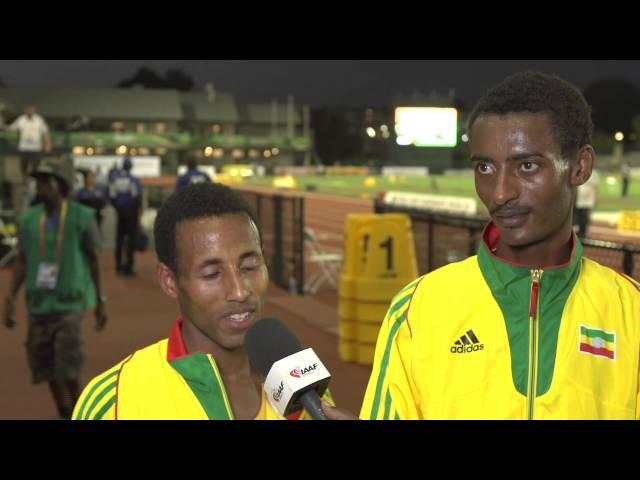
{"left": 245, "top": 317, "right": 331, "bottom": 420}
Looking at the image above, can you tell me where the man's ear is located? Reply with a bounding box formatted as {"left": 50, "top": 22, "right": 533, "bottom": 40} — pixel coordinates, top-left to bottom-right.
{"left": 570, "top": 145, "right": 595, "bottom": 187}
{"left": 157, "top": 262, "right": 178, "bottom": 299}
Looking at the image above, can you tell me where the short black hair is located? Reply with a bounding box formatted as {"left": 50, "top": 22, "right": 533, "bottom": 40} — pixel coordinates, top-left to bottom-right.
{"left": 467, "top": 71, "right": 594, "bottom": 159}
{"left": 154, "top": 182, "right": 261, "bottom": 274}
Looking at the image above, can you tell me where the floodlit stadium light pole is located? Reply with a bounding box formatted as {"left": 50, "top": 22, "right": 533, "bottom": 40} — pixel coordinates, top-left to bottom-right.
{"left": 614, "top": 131, "right": 624, "bottom": 166}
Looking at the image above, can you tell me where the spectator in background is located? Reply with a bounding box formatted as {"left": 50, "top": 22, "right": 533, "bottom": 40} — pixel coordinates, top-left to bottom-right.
{"left": 109, "top": 157, "right": 142, "bottom": 276}
{"left": 94, "top": 166, "right": 109, "bottom": 196}
{"left": 73, "top": 170, "right": 85, "bottom": 193}
{"left": 573, "top": 168, "right": 600, "bottom": 239}
{"left": 4, "top": 103, "right": 52, "bottom": 177}
{"left": 621, "top": 160, "right": 631, "bottom": 198}
{"left": 176, "top": 153, "right": 212, "bottom": 189}
{"left": 3, "top": 162, "right": 107, "bottom": 419}
{"left": 74, "top": 170, "right": 108, "bottom": 230}
{"left": 108, "top": 162, "right": 119, "bottom": 183}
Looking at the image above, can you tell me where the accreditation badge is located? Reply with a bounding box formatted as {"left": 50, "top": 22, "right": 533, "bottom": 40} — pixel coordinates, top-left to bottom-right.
{"left": 36, "top": 262, "right": 59, "bottom": 290}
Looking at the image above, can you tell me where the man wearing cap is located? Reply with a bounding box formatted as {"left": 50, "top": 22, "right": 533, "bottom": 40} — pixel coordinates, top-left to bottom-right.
{"left": 109, "top": 156, "right": 143, "bottom": 276}
{"left": 3, "top": 162, "right": 108, "bottom": 419}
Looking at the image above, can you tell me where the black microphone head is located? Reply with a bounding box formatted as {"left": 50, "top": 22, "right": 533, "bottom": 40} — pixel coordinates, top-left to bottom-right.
{"left": 245, "top": 318, "right": 302, "bottom": 376}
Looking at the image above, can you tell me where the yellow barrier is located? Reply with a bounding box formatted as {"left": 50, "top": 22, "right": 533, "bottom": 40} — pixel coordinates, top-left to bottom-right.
{"left": 272, "top": 175, "right": 297, "bottom": 189}
{"left": 338, "top": 213, "right": 418, "bottom": 365}
{"left": 222, "top": 164, "right": 254, "bottom": 177}
{"left": 356, "top": 343, "right": 377, "bottom": 365}
{"left": 338, "top": 299, "right": 389, "bottom": 322}
{"left": 216, "top": 174, "right": 244, "bottom": 185}
{"left": 618, "top": 211, "right": 640, "bottom": 233}
{"left": 339, "top": 338, "right": 358, "bottom": 363}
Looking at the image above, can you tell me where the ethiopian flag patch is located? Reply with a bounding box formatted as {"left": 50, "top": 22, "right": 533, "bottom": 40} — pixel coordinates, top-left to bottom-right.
{"left": 579, "top": 325, "right": 616, "bottom": 360}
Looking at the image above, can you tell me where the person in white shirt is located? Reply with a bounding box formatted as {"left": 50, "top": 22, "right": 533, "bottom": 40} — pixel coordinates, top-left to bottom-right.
{"left": 6, "top": 104, "right": 52, "bottom": 176}
{"left": 573, "top": 168, "right": 600, "bottom": 239}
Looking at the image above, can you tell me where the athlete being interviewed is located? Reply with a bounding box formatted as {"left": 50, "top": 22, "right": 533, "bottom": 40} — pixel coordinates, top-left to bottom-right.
{"left": 73, "top": 182, "right": 333, "bottom": 420}
{"left": 323, "top": 71, "right": 640, "bottom": 421}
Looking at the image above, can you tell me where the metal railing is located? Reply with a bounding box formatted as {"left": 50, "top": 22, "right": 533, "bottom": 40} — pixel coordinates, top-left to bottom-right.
{"left": 236, "top": 189, "right": 305, "bottom": 293}
{"left": 582, "top": 238, "right": 640, "bottom": 280}
{"left": 375, "top": 200, "right": 640, "bottom": 280}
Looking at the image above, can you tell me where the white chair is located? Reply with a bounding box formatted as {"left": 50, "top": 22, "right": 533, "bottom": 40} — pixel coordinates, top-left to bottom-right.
{"left": 303, "top": 227, "right": 343, "bottom": 295}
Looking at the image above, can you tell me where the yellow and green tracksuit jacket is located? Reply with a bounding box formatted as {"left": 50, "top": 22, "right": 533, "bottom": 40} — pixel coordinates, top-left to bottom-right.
{"left": 73, "top": 316, "right": 334, "bottom": 420}
{"left": 361, "top": 222, "right": 640, "bottom": 420}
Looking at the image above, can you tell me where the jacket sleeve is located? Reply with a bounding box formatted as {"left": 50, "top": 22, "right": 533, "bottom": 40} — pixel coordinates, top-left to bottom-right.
{"left": 637, "top": 369, "right": 640, "bottom": 420}
{"left": 359, "top": 278, "right": 423, "bottom": 420}
{"left": 72, "top": 361, "right": 126, "bottom": 420}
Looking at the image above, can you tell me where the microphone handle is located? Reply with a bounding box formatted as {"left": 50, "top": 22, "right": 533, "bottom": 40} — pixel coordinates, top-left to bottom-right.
{"left": 298, "top": 390, "right": 329, "bottom": 420}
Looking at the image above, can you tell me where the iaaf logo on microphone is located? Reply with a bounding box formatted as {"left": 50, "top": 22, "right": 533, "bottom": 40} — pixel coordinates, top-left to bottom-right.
{"left": 272, "top": 381, "right": 284, "bottom": 402}
{"left": 290, "top": 363, "right": 318, "bottom": 378}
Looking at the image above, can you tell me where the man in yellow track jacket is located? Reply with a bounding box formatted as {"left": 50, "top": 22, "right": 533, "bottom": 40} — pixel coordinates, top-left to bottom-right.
{"left": 74, "top": 183, "right": 332, "bottom": 420}
{"left": 357, "top": 71, "right": 640, "bottom": 420}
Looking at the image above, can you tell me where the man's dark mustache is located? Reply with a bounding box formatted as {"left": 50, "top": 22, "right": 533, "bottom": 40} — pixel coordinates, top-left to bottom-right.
{"left": 491, "top": 205, "right": 531, "bottom": 217}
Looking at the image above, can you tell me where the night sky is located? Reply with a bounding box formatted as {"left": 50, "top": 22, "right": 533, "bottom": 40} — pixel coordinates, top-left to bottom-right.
{"left": 2, "top": 60, "right": 640, "bottom": 108}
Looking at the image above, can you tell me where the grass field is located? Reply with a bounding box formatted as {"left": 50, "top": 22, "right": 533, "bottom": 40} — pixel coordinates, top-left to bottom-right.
{"left": 241, "top": 174, "right": 640, "bottom": 213}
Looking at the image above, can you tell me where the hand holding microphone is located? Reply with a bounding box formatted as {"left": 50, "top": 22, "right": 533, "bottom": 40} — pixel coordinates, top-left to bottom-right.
{"left": 321, "top": 401, "right": 358, "bottom": 420}
{"left": 246, "top": 317, "right": 331, "bottom": 420}
{"left": 246, "top": 318, "right": 359, "bottom": 420}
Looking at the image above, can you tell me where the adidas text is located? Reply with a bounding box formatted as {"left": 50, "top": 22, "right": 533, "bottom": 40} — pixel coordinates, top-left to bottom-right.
{"left": 451, "top": 344, "right": 484, "bottom": 354}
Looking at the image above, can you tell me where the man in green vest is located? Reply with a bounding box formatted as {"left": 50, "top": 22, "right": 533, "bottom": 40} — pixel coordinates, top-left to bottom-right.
{"left": 3, "top": 161, "right": 108, "bottom": 419}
